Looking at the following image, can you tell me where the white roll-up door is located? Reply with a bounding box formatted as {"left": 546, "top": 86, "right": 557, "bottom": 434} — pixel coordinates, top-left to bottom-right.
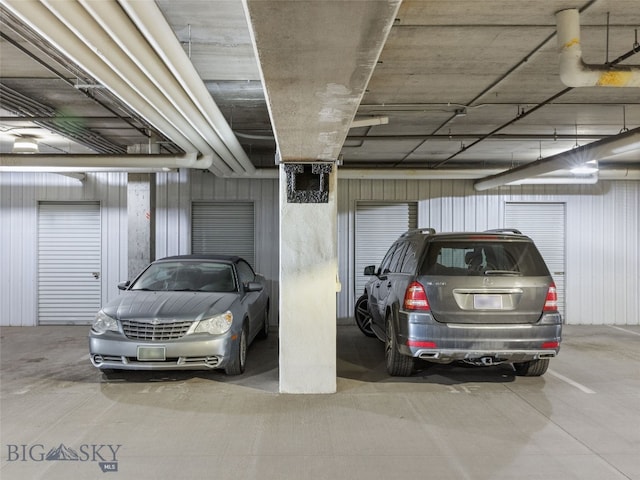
{"left": 192, "top": 202, "right": 255, "bottom": 267}
{"left": 354, "top": 202, "right": 417, "bottom": 296}
{"left": 38, "top": 201, "right": 101, "bottom": 325}
{"left": 505, "top": 202, "right": 566, "bottom": 319}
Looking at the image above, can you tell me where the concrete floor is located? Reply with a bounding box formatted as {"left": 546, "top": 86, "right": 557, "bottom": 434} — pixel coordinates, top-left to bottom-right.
{"left": 1, "top": 324, "right": 639, "bottom": 480}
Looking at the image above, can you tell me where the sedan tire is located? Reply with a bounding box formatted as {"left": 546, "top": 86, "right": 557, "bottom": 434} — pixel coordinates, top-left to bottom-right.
{"left": 354, "top": 294, "right": 376, "bottom": 338}
{"left": 225, "top": 324, "right": 248, "bottom": 375}
{"left": 257, "top": 305, "right": 269, "bottom": 340}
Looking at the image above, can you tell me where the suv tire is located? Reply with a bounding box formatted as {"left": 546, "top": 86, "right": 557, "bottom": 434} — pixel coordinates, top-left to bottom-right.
{"left": 385, "top": 311, "right": 414, "bottom": 376}
{"left": 513, "top": 358, "right": 549, "bottom": 377}
{"left": 354, "top": 294, "right": 376, "bottom": 337}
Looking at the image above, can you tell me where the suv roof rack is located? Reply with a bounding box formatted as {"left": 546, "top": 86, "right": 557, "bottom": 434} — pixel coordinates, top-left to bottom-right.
{"left": 401, "top": 228, "right": 436, "bottom": 237}
{"left": 484, "top": 228, "right": 523, "bottom": 235}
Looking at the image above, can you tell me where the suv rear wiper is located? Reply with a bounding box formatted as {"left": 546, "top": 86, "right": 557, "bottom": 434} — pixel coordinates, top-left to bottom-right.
{"left": 484, "top": 270, "right": 523, "bottom": 276}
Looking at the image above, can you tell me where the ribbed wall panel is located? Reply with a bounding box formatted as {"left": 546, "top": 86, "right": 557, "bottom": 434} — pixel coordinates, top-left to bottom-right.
{"left": 2, "top": 172, "right": 638, "bottom": 326}
{"left": 1, "top": 172, "right": 128, "bottom": 326}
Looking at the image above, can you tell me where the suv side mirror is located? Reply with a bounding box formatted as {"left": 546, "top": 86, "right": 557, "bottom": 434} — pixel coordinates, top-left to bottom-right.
{"left": 117, "top": 281, "right": 130, "bottom": 290}
{"left": 245, "top": 281, "right": 264, "bottom": 292}
{"left": 364, "top": 265, "right": 376, "bottom": 276}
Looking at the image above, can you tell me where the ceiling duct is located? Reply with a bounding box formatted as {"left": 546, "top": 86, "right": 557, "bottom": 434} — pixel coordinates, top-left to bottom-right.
{"left": 474, "top": 126, "right": 640, "bottom": 191}
{"left": 557, "top": 8, "right": 640, "bottom": 87}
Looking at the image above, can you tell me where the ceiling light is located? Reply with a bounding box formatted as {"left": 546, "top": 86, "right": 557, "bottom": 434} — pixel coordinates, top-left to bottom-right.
{"left": 570, "top": 160, "right": 598, "bottom": 175}
{"left": 12, "top": 137, "right": 39, "bottom": 154}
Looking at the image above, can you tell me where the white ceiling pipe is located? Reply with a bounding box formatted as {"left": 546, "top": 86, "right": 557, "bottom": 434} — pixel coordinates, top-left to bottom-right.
{"left": 240, "top": 167, "right": 640, "bottom": 181}
{"left": 0, "top": 153, "right": 201, "bottom": 170}
{"left": 1, "top": 0, "right": 220, "bottom": 174}
{"left": 37, "top": 0, "right": 224, "bottom": 175}
{"left": 119, "top": 0, "right": 257, "bottom": 175}
{"left": 78, "top": 0, "right": 247, "bottom": 175}
{"left": 350, "top": 116, "right": 390, "bottom": 129}
{"left": 557, "top": 8, "right": 640, "bottom": 87}
{"left": 474, "top": 127, "right": 640, "bottom": 191}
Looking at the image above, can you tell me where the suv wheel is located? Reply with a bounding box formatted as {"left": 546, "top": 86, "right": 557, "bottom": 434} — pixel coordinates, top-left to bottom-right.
{"left": 354, "top": 294, "right": 376, "bottom": 337}
{"left": 513, "top": 358, "right": 549, "bottom": 376}
{"left": 385, "top": 312, "right": 414, "bottom": 376}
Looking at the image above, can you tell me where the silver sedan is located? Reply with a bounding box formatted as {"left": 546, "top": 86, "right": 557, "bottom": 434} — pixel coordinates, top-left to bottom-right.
{"left": 89, "top": 255, "right": 270, "bottom": 375}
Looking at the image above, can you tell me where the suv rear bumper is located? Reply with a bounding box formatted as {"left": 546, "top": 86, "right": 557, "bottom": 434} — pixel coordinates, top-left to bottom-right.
{"left": 397, "top": 310, "right": 562, "bottom": 364}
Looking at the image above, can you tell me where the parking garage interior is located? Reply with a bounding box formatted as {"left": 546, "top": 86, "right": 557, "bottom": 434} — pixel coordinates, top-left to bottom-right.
{"left": 1, "top": 1, "right": 639, "bottom": 479}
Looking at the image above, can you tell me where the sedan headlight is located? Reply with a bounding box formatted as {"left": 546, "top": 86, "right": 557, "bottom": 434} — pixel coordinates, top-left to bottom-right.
{"left": 194, "top": 311, "right": 233, "bottom": 335}
{"left": 92, "top": 310, "right": 118, "bottom": 335}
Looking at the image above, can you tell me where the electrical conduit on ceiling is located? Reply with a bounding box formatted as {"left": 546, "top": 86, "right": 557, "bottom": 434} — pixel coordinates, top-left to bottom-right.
{"left": 1, "top": 0, "right": 253, "bottom": 176}
{"left": 80, "top": 0, "right": 253, "bottom": 175}
{"left": 39, "top": 0, "right": 225, "bottom": 174}
{"left": 557, "top": 8, "right": 640, "bottom": 87}
{"left": 118, "top": 0, "right": 256, "bottom": 176}
{"left": 1, "top": 0, "right": 217, "bottom": 173}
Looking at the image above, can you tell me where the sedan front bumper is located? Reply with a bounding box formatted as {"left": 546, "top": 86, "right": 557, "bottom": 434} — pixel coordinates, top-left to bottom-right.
{"left": 89, "top": 331, "right": 235, "bottom": 370}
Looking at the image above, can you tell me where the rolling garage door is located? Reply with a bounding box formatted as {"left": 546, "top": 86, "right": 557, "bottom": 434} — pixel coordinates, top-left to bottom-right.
{"left": 192, "top": 202, "right": 255, "bottom": 267}
{"left": 505, "top": 202, "right": 566, "bottom": 319}
{"left": 355, "top": 202, "right": 417, "bottom": 296}
{"left": 37, "top": 201, "right": 102, "bottom": 325}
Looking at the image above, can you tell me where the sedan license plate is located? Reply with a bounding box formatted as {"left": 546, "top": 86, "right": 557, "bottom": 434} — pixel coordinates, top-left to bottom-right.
{"left": 137, "top": 346, "right": 166, "bottom": 361}
{"left": 474, "top": 294, "right": 503, "bottom": 310}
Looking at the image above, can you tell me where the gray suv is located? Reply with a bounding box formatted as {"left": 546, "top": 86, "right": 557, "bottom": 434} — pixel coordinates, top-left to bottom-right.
{"left": 355, "top": 228, "right": 562, "bottom": 376}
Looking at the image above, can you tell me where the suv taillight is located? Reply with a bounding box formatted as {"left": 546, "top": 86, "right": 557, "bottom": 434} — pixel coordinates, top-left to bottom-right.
{"left": 543, "top": 283, "right": 558, "bottom": 311}
{"left": 404, "top": 282, "right": 430, "bottom": 310}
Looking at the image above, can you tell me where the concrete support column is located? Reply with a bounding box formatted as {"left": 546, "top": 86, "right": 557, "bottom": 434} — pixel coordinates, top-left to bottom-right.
{"left": 279, "top": 163, "right": 338, "bottom": 393}
{"left": 127, "top": 173, "right": 156, "bottom": 279}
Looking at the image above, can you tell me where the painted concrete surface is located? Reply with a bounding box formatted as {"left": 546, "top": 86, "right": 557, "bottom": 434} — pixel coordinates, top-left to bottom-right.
{"left": 279, "top": 165, "right": 338, "bottom": 393}
{"left": 1, "top": 325, "right": 639, "bottom": 480}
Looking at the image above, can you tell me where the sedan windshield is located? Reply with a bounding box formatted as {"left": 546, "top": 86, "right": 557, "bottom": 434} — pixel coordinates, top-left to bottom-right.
{"left": 130, "top": 261, "right": 236, "bottom": 292}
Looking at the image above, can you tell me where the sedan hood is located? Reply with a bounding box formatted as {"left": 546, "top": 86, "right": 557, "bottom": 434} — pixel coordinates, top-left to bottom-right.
{"left": 102, "top": 291, "right": 236, "bottom": 321}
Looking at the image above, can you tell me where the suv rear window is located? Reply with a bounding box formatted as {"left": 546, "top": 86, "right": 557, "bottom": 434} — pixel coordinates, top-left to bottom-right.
{"left": 420, "top": 240, "right": 550, "bottom": 276}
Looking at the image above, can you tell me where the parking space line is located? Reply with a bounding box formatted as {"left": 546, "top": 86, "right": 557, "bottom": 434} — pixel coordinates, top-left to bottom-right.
{"left": 607, "top": 325, "right": 640, "bottom": 336}
{"left": 547, "top": 369, "right": 596, "bottom": 394}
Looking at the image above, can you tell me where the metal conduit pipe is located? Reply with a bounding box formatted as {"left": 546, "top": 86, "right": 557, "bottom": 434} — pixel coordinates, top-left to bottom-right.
{"left": 557, "top": 8, "right": 640, "bottom": 87}
{"left": 0, "top": 153, "right": 199, "bottom": 170}
{"left": 474, "top": 126, "right": 640, "bottom": 191}
{"left": 77, "top": 0, "right": 246, "bottom": 175}
{"left": 36, "top": 0, "right": 222, "bottom": 173}
{"left": 119, "top": 0, "right": 256, "bottom": 175}
{"left": 1, "top": 0, "right": 218, "bottom": 173}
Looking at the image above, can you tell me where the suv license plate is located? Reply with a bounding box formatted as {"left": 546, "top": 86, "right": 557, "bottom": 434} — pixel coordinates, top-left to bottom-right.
{"left": 474, "top": 294, "right": 503, "bottom": 310}
{"left": 137, "top": 346, "right": 166, "bottom": 361}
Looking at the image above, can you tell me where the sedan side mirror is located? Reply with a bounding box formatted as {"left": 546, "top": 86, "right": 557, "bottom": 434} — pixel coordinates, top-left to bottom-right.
{"left": 117, "top": 281, "right": 130, "bottom": 291}
{"left": 363, "top": 265, "right": 376, "bottom": 276}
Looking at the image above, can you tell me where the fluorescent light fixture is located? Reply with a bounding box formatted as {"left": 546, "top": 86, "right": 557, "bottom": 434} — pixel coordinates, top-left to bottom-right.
{"left": 570, "top": 159, "right": 598, "bottom": 175}
{"left": 12, "top": 137, "right": 39, "bottom": 154}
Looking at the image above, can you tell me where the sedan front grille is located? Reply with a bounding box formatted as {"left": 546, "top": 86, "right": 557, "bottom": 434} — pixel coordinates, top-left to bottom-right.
{"left": 122, "top": 319, "right": 193, "bottom": 341}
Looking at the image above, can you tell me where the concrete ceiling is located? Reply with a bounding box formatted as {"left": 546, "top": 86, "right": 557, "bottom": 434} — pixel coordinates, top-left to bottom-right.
{"left": 1, "top": 0, "right": 639, "bottom": 184}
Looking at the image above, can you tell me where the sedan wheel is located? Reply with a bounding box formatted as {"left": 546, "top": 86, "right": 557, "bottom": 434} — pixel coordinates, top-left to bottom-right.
{"left": 354, "top": 295, "right": 376, "bottom": 337}
{"left": 257, "top": 305, "right": 269, "bottom": 339}
{"left": 225, "top": 325, "right": 247, "bottom": 375}
{"left": 385, "top": 313, "right": 414, "bottom": 377}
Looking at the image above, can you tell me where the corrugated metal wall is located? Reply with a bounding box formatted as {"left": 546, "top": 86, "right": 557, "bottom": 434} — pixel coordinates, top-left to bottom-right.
{"left": 0, "top": 172, "right": 128, "bottom": 326}
{"left": 336, "top": 179, "right": 639, "bottom": 326}
{"left": 1, "top": 171, "right": 638, "bottom": 326}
